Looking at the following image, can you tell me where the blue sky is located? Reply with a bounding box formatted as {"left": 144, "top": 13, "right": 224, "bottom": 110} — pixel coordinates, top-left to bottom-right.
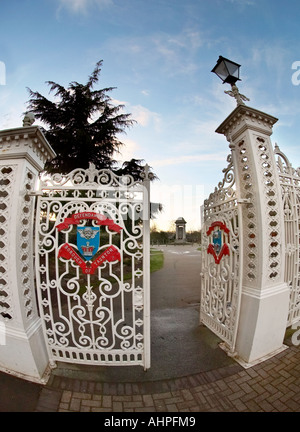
{"left": 1, "top": 0, "right": 300, "bottom": 230}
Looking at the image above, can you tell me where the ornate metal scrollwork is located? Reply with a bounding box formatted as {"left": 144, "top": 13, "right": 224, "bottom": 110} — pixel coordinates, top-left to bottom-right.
{"left": 201, "top": 155, "right": 241, "bottom": 352}
{"left": 35, "top": 164, "right": 150, "bottom": 366}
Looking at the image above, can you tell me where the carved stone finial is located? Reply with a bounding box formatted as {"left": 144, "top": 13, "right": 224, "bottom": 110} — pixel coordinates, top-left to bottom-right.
{"left": 142, "top": 164, "right": 154, "bottom": 180}
{"left": 23, "top": 112, "right": 35, "bottom": 127}
{"left": 224, "top": 84, "right": 250, "bottom": 106}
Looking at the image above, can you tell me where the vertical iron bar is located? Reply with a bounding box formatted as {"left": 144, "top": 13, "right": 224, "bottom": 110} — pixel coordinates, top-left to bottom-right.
{"left": 143, "top": 165, "right": 151, "bottom": 370}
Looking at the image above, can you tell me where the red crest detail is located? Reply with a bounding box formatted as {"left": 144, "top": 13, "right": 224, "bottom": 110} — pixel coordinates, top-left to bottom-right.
{"left": 206, "top": 221, "right": 230, "bottom": 264}
{"left": 56, "top": 212, "right": 122, "bottom": 273}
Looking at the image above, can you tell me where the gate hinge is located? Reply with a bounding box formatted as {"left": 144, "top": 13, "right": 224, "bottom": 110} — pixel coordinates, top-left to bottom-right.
{"left": 237, "top": 198, "right": 251, "bottom": 204}
{"left": 27, "top": 191, "right": 43, "bottom": 196}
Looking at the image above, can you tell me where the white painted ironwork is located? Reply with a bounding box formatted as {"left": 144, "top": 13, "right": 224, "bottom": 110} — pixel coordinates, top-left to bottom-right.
{"left": 35, "top": 163, "right": 151, "bottom": 369}
{"left": 200, "top": 152, "right": 242, "bottom": 354}
{"left": 274, "top": 144, "right": 300, "bottom": 326}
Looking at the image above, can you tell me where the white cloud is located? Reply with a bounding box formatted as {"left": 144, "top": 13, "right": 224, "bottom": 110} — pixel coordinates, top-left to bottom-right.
{"left": 150, "top": 29, "right": 203, "bottom": 76}
{"left": 111, "top": 98, "right": 161, "bottom": 130}
{"left": 114, "top": 138, "right": 140, "bottom": 163}
{"left": 57, "top": 0, "right": 113, "bottom": 14}
{"left": 250, "top": 44, "right": 287, "bottom": 76}
{"left": 130, "top": 104, "right": 161, "bottom": 129}
{"left": 102, "top": 28, "right": 205, "bottom": 80}
{"left": 225, "top": 0, "right": 256, "bottom": 5}
{"left": 150, "top": 152, "right": 228, "bottom": 168}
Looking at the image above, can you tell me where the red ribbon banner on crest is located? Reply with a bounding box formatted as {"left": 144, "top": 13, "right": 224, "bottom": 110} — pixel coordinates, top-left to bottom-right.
{"left": 56, "top": 212, "right": 122, "bottom": 233}
{"left": 206, "top": 221, "right": 230, "bottom": 236}
{"left": 207, "top": 243, "right": 230, "bottom": 265}
{"left": 58, "top": 243, "right": 121, "bottom": 274}
{"left": 206, "top": 220, "right": 230, "bottom": 264}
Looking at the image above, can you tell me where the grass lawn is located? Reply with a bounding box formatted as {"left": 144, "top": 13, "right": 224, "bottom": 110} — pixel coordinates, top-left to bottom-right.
{"left": 150, "top": 248, "right": 164, "bottom": 273}
{"left": 113, "top": 248, "right": 164, "bottom": 284}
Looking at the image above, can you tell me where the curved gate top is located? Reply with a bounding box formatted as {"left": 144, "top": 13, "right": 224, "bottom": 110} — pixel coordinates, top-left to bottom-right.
{"left": 35, "top": 163, "right": 151, "bottom": 370}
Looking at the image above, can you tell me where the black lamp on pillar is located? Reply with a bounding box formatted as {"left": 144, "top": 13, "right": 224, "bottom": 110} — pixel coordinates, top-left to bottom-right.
{"left": 211, "top": 55, "right": 249, "bottom": 106}
{"left": 211, "top": 56, "right": 241, "bottom": 85}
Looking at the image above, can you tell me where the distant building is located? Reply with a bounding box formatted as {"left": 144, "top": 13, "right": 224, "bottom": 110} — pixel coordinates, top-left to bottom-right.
{"left": 175, "top": 217, "right": 187, "bottom": 242}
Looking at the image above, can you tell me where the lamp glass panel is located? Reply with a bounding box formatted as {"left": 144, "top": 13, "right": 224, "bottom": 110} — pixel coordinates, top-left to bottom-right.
{"left": 214, "top": 62, "right": 229, "bottom": 81}
{"left": 224, "top": 60, "right": 240, "bottom": 79}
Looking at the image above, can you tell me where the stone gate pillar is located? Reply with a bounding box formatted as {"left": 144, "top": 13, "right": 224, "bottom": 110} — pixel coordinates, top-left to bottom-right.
{"left": 216, "top": 104, "right": 289, "bottom": 366}
{"left": 0, "top": 116, "right": 55, "bottom": 382}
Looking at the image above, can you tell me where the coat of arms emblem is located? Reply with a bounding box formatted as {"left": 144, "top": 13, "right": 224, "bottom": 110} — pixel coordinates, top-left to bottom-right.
{"left": 77, "top": 226, "right": 100, "bottom": 261}
{"left": 206, "top": 221, "right": 230, "bottom": 264}
{"left": 56, "top": 212, "right": 122, "bottom": 274}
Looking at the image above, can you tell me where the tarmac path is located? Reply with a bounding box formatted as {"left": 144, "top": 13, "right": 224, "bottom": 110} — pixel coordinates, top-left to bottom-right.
{"left": 50, "top": 244, "right": 234, "bottom": 383}
{"left": 1, "top": 244, "right": 300, "bottom": 412}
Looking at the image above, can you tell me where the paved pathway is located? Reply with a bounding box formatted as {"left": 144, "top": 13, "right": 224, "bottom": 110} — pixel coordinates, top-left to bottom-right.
{"left": 35, "top": 344, "right": 300, "bottom": 412}
{"left": 1, "top": 245, "right": 300, "bottom": 413}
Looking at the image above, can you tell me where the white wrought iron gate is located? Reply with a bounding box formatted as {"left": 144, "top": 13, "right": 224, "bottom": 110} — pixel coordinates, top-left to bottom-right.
{"left": 274, "top": 144, "right": 300, "bottom": 326}
{"left": 34, "top": 163, "right": 151, "bottom": 369}
{"left": 200, "top": 154, "right": 242, "bottom": 354}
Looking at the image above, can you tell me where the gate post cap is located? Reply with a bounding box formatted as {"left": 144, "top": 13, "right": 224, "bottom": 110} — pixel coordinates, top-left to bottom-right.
{"left": 23, "top": 112, "right": 35, "bottom": 127}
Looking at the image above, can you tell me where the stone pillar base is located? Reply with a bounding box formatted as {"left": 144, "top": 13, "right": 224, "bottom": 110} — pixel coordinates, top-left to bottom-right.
{"left": 234, "top": 283, "right": 290, "bottom": 365}
{"left": 0, "top": 317, "right": 50, "bottom": 384}
{"left": 220, "top": 342, "right": 288, "bottom": 369}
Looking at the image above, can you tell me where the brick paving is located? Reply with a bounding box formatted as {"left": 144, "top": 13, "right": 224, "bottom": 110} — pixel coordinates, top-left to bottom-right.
{"left": 27, "top": 246, "right": 300, "bottom": 413}
{"left": 35, "top": 343, "right": 300, "bottom": 412}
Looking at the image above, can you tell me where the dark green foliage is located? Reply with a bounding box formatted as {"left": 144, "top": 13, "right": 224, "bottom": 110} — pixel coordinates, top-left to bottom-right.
{"left": 26, "top": 60, "right": 136, "bottom": 174}
{"left": 115, "top": 158, "right": 158, "bottom": 182}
